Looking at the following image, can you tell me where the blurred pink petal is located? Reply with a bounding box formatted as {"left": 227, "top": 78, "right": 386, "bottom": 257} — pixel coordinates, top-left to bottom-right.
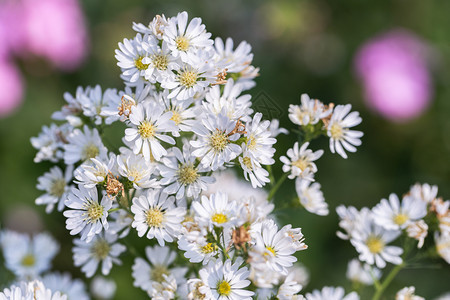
{"left": 0, "top": 60, "right": 24, "bottom": 117}
{"left": 0, "top": 1, "right": 27, "bottom": 59}
{"left": 22, "top": 0, "right": 88, "bottom": 71}
{"left": 354, "top": 29, "right": 433, "bottom": 122}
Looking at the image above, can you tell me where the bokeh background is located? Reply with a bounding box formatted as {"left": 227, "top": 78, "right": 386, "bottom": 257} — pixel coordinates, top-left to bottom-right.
{"left": 1, "top": 0, "right": 449, "bottom": 298}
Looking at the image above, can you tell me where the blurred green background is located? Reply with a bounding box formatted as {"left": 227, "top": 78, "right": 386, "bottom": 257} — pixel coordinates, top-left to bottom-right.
{"left": 1, "top": 0, "right": 449, "bottom": 298}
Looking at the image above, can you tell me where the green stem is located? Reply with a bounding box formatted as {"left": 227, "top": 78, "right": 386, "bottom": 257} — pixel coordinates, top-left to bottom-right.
{"left": 372, "top": 262, "right": 405, "bottom": 300}
{"left": 108, "top": 207, "right": 121, "bottom": 213}
{"left": 267, "top": 173, "right": 288, "bottom": 201}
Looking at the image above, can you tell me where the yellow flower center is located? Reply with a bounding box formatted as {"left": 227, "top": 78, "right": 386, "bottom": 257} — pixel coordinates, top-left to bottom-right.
{"left": 211, "top": 213, "right": 228, "bottom": 224}
{"left": 265, "top": 246, "right": 276, "bottom": 256}
{"left": 201, "top": 243, "right": 217, "bottom": 254}
{"left": 179, "top": 70, "right": 198, "bottom": 88}
{"left": 394, "top": 213, "right": 409, "bottom": 226}
{"left": 151, "top": 265, "right": 170, "bottom": 283}
{"left": 170, "top": 110, "right": 182, "bottom": 125}
{"left": 92, "top": 239, "right": 110, "bottom": 260}
{"left": 175, "top": 36, "right": 190, "bottom": 51}
{"left": 146, "top": 208, "right": 164, "bottom": 227}
{"left": 85, "top": 200, "right": 104, "bottom": 223}
{"left": 21, "top": 254, "right": 35, "bottom": 267}
{"left": 177, "top": 163, "right": 199, "bottom": 185}
{"left": 83, "top": 144, "right": 99, "bottom": 160}
{"left": 242, "top": 156, "right": 253, "bottom": 170}
{"left": 209, "top": 130, "right": 229, "bottom": 153}
{"left": 135, "top": 56, "right": 149, "bottom": 71}
{"left": 138, "top": 121, "right": 156, "bottom": 139}
{"left": 50, "top": 179, "right": 66, "bottom": 197}
{"left": 247, "top": 135, "right": 257, "bottom": 150}
{"left": 217, "top": 280, "right": 231, "bottom": 296}
{"left": 366, "top": 236, "right": 385, "bottom": 254}
{"left": 292, "top": 157, "right": 309, "bottom": 171}
{"left": 152, "top": 54, "right": 169, "bottom": 70}
{"left": 330, "top": 123, "right": 344, "bottom": 139}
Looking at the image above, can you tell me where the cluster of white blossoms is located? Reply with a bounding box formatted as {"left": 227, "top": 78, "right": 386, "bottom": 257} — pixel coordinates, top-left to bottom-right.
{"left": 281, "top": 93, "right": 363, "bottom": 216}
{"left": 0, "top": 230, "right": 96, "bottom": 300}
{"left": 337, "top": 183, "right": 450, "bottom": 297}
{"left": 25, "top": 11, "right": 449, "bottom": 300}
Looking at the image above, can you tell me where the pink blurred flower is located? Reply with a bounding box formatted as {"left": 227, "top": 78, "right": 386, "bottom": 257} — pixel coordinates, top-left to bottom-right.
{"left": 0, "top": 59, "right": 24, "bottom": 117}
{"left": 0, "top": 1, "right": 27, "bottom": 59}
{"left": 355, "top": 30, "right": 433, "bottom": 122}
{"left": 22, "top": 0, "right": 88, "bottom": 71}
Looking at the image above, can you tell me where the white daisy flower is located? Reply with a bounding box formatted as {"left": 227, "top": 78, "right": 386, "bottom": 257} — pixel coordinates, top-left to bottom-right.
{"left": 295, "top": 178, "right": 329, "bottom": 216}
{"left": 90, "top": 276, "right": 116, "bottom": 300}
{"left": 244, "top": 112, "right": 276, "bottom": 165}
{"left": 249, "top": 262, "right": 283, "bottom": 288}
{"left": 406, "top": 220, "right": 428, "bottom": 249}
{"left": 0, "top": 280, "right": 67, "bottom": 300}
{"left": 31, "top": 123, "right": 71, "bottom": 163}
{"left": 190, "top": 112, "right": 242, "bottom": 171}
{"left": 132, "top": 245, "right": 188, "bottom": 295}
{"left": 203, "top": 79, "right": 253, "bottom": 122}
{"left": 41, "top": 272, "right": 89, "bottom": 300}
{"left": 372, "top": 193, "right": 427, "bottom": 230}
{"left": 192, "top": 192, "right": 239, "bottom": 230}
{"left": 74, "top": 154, "right": 117, "bottom": 189}
{"left": 239, "top": 149, "right": 270, "bottom": 188}
{"left": 280, "top": 142, "right": 323, "bottom": 180}
{"left": 199, "top": 258, "right": 254, "bottom": 300}
{"left": 163, "top": 11, "right": 213, "bottom": 63}
{"left": 346, "top": 259, "right": 381, "bottom": 286}
{"left": 133, "top": 14, "right": 168, "bottom": 38}
{"left": 124, "top": 100, "right": 176, "bottom": 161}
{"left": 350, "top": 216, "right": 403, "bottom": 268}
{"left": 0, "top": 231, "right": 59, "bottom": 280}
{"left": 156, "top": 91, "right": 197, "bottom": 135}
{"left": 78, "top": 85, "right": 120, "bottom": 125}
{"left": 288, "top": 94, "right": 332, "bottom": 126}
{"left": 117, "top": 152, "right": 159, "bottom": 189}
{"left": 162, "top": 56, "right": 215, "bottom": 101}
{"left": 305, "top": 286, "right": 359, "bottom": 300}
{"left": 115, "top": 33, "right": 151, "bottom": 83}
{"left": 63, "top": 125, "right": 108, "bottom": 165}
{"left": 141, "top": 37, "right": 178, "bottom": 83}
{"left": 213, "top": 37, "right": 254, "bottom": 74}
{"left": 159, "top": 143, "right": 214, "bottom": 200}
{"left": 327, "top": 104, "right": 363, "bottom": 159}
{"left": 72, "top": 232, "right": 126, "bottom": 278}
{"left": 131, "top": 189, "right": 186, "bottom": 246}
{"left": 396, "top": 286, "right": 424, "bottom": 300}
{"left": 63, "top": 185, "right": 112, "bottom": 242}
{"left": 336, "top": 206, "right": 372, "bottom": 240}
{"left": 178, "top": 235, "right": 219, "bottom": 265}
{"left": 36, "top": 165, "right": 73, "bottom": 213}
{"left": 249, "top": 219, "right": 297, "bottom": 275}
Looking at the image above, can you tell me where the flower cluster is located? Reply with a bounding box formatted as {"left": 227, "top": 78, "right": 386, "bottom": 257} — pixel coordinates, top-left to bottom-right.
{"left": 336, "top": 183, "right": 450, "bottom": 299}
{"left": 25, "top": 10, "right": 449, "bottom": 300}
{"left": 0, "top": 230, "right": 94, "bottom": 300}
{"left": 282, "top": 93, "right": 363, "bottom": 216}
